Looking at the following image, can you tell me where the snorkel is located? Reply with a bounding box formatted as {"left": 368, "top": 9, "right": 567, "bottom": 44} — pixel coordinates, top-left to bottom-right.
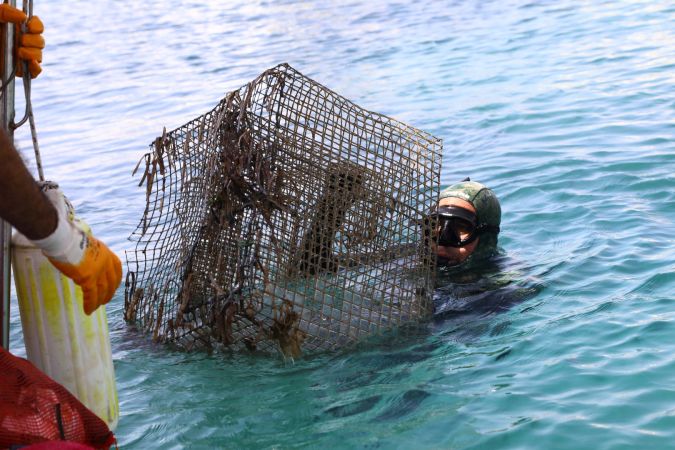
{"left": 436, "top": 180, "right": 502, "bottom": 268}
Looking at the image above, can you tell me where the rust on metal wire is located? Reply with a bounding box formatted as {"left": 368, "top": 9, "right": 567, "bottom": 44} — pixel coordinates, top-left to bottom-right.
{"left": 125, "top": 64, "right": 442, "bottom": 357}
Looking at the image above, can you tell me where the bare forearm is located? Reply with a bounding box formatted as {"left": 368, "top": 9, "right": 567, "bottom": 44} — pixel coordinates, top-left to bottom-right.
{"left": 0, "top": 128, "right": 57, "bottom": 240}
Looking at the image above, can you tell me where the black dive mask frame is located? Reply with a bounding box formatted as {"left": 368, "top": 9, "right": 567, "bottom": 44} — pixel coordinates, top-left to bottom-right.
{"left": 425, "top": 205, "right": 500, "bottom": 248}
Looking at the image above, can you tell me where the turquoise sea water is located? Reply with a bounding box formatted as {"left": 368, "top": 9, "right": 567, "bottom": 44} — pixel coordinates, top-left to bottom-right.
{"left": 7, "top": 0, "right": 675, "bottom": 448}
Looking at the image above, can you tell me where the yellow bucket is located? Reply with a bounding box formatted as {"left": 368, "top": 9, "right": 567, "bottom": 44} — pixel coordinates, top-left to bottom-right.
{"left": 11, "top": 231, "right": 119, "bottom": 430}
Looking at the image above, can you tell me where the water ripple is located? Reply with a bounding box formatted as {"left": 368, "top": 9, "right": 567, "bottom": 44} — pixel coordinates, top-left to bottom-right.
{"left": 4, "top": 0, "right": 674, "bottom": 448}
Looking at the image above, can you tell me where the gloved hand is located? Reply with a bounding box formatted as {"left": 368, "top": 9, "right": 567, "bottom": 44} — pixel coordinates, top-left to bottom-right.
{"left": 0, "top": 3, "right": 44, "bottom": 78}
{"left": 31, "top": 182, "right": 123, "bottom": 315}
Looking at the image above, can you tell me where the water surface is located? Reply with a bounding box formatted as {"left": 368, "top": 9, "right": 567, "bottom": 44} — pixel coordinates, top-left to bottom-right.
{"left": 8, "top": 1, "right": 675, "bottom": 448}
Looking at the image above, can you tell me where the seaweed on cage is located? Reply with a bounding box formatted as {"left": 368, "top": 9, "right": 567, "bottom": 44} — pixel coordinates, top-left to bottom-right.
{"left": 124, "top": 63, "right": 442, "bottom": 357}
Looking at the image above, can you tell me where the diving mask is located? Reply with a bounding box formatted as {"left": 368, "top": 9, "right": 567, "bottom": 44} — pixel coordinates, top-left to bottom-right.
{"left": 426, "top": 205, "right": 500, "bottom": 248}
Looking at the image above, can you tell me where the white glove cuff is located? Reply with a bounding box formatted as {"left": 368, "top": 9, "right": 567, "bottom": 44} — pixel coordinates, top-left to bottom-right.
{"left": 30, "top": 182, "right": 87, "bottom": 265}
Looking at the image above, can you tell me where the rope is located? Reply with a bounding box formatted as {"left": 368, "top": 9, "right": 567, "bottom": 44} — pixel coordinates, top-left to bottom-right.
{"left": 20, "top": 59, "right": 42, "bottom": 180}
{"left": 17, "top": 0, "right": 43, "bottom": 181}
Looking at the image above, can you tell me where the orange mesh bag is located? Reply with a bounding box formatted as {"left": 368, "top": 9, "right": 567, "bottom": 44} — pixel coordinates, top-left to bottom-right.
{"left": 0, "top": 347, "right": 116, "bottom": 449}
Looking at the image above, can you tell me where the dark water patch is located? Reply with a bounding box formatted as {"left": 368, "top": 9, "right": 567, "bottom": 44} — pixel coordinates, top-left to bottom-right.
{"left": 628, "top": 272, "right": 675, "bottom": 295}
{"left": 374, "top": 389, "right": 431, "bottom": 421}
{"left": 634, "top": 136, "right": 673, "bottom": 147}
{"left": 495, "top": 348, "right": 512, "bottom": 361}
{"left": 490, "top": 320, "right": 512, "bottom": 337}
{"left": 324, "top": 395, "right": 382, "bottom": 418}
{"left": 641, "top": 320, "right": 672, "bottom": 335}
{"left": 587, "top": 55, "right": 634, "bottom": 65}
{"left": 629, "top": 180, "right": 675, "bottom": 199}
{"left": 519, "top": 300, "right": 544, "bottom": 314}
{"left": 467, "top": 102, "right": 510, "bottom": 113}
{"left": 603, "top": 160, "right": 672, "bottom": 173}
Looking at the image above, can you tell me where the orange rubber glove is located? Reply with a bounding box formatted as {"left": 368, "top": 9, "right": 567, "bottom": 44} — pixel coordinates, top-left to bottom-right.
{"left": 17, "top": 16, "right": 44, "bottom": 78}
{"left": 0, "top": 3, "right": 25, "bottom": 22}
{"left": 31, "top": 182, "right": 123, "bottom": 315}
{"left": 0, "top": 4, "right": 44, "bottom": 78}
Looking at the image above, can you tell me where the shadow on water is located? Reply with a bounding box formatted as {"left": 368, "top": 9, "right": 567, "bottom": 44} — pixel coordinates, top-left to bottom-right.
{"left": 430, "top": 252, "right": 544, "bottom": 346}
{"left": 314, "top": 251, "right": 543, "bottom": 422}
{"left": 113, "top": 250, "right": 545, "bottom": 431}
{"left": 433, "top": 252, "right": 543, "bottom": 319}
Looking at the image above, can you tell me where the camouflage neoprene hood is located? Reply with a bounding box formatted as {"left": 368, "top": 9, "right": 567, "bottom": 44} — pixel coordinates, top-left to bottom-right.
{"left": 439, "top": 180, "right": 501, "bottom": 262}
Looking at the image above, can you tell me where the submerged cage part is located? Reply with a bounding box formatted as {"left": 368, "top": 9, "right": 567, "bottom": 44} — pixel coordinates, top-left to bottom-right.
{"left": 125, "top": 63, "right": 442, "bottom": 357}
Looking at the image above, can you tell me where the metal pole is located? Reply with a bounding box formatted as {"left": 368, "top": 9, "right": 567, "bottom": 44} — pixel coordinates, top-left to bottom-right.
{"left": 0, "top": 225, "right": 9, "bottom": 350}
{"left": 0, "top": 0, "right": 17, "bottom": 350}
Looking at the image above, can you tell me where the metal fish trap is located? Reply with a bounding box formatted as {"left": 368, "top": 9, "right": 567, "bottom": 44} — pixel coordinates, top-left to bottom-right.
{"left": 124, "top": 63, "right": 442, "bottom": 357}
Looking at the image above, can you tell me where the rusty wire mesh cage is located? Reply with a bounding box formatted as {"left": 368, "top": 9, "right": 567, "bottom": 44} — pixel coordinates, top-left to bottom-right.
{"left": 124, "top": 63, "right": 442, "bottom": 357}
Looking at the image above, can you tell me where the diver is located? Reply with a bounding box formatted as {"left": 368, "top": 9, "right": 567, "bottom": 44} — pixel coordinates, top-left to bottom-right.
{"left": 428, "top": 178, "right": 540, "bottom": 318}
{"left": 426, "top": 178, "right": 502, "bottom": 269}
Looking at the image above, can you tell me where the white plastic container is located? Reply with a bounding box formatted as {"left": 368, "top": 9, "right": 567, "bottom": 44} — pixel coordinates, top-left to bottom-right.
{"left": 11, "top": 231, "right": 119, "bottom": 430}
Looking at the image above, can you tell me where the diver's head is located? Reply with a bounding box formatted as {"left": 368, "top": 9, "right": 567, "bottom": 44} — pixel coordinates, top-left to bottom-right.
{"left": 429, "top": 179, "right": 501, "bottom": 267}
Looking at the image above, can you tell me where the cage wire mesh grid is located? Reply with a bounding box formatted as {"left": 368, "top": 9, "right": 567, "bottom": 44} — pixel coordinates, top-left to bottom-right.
{"left": 124, "top": 63, "right": 442, "bottom": 357}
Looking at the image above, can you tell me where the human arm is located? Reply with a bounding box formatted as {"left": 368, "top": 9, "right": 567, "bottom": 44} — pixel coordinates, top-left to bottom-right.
{"left": 0, "top": 129, "right": 122, "bottom": 314}
{"left": 0, "top": 128, "right": 56, "bottom": 239}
